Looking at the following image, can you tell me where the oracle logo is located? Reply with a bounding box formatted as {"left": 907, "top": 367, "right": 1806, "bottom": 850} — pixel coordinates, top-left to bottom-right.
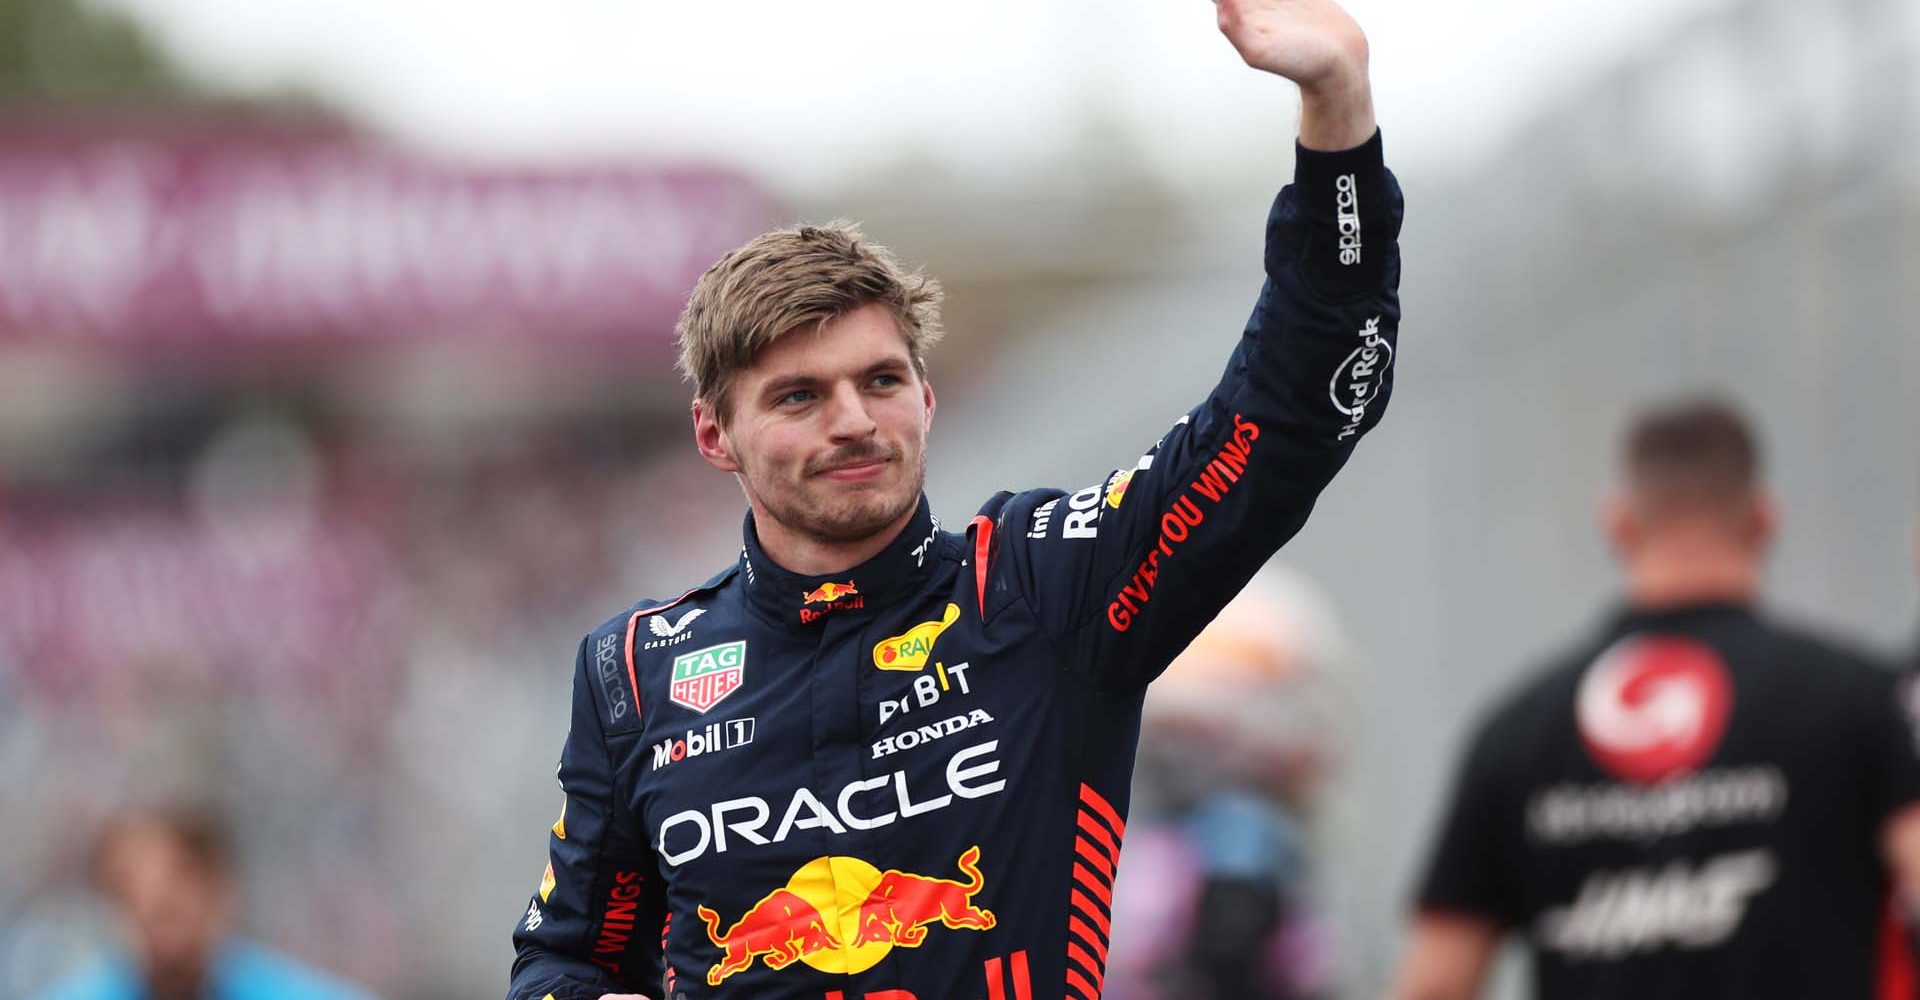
{"left": 1576, "top": 636, "right": 1733, "bottom": 785}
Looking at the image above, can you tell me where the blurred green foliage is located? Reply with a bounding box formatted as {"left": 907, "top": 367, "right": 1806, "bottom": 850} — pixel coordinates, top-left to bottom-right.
{"left": 0, "top": 0, "right": 195, "bottom": 101}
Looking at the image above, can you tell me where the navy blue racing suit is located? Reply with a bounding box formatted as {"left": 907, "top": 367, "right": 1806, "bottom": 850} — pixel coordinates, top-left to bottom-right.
{"left": 509, "top": 132, "right": 1402, "bottom": 1000}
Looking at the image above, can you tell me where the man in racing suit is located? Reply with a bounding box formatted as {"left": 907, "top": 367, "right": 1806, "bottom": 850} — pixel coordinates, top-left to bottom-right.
{"left": 508, "top": 2, "right": 1401, "bottom": 997}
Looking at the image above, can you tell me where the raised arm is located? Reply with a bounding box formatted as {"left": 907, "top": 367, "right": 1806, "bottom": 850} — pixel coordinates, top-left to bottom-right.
{"left": 989, "top": 0, "right": 1401, "bottom": 690}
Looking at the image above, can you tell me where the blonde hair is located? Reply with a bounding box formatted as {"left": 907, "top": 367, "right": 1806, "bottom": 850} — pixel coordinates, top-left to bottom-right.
{"left": 675, "top": 221, "right": 943, "bottom": 423}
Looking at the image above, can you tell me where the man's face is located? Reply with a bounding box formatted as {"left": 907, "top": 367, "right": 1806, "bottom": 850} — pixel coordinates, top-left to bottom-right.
{"left": 99, "top": 826, "right": 232, "bottom": 979}
{"left": 694, "top": 303, "right": 935, "bottom": 545}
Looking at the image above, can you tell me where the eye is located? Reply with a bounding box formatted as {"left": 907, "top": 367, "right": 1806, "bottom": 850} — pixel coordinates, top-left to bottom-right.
{"left": 869, "top": 373, "right": 904, "bottom": 390}
{"left": 778, "top": 389, "right": 815, "bottom": 407}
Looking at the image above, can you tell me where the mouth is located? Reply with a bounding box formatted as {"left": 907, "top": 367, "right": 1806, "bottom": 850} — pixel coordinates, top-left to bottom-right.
{"left": 816, "top": 458, "right": 890, "bottom": 483}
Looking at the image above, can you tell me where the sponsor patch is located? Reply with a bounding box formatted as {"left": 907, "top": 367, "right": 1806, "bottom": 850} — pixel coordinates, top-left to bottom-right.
{"left": 652, "top": 717, "right": 756, "bottom": 770}
{"left": 593, "top": 631, "right": 632, "bottom": 726}
{"left": 911, "top": 516, "right": 941, "bottom": 568}
{"left": 1061, "top": 483, "right": 1102, "bottom": 540}
{"left": 800, "top": 581, "right": 865, "bottom": 624}
{"left": 1107, "top": 414, "right": 1261, "bottom": 632}
{"left": 878, "top": 661, "right": 976, "bottom": 725}
{"left": 802, "top": 581, "right": 859, "bottom": 604}
{"left": 1334, "top": 172, "right": 1363, "bottom": 265}
{"left": 697, "top": 846, "right": 995, "bottom": 985}
{"left": 1576, "top": 635, "right": 1732, "bottom": 785}
{"left": 643, "top": 608, "right": 705, "bottom": 650}
{"left": 590, "top": 871, "right": 646, "bottom": 980}
{"left": 657, "top": 740, "right": 1007, "bottom": 866}
{"left": 1332, "top": 316, "right": 1391, "bottom": 441}
{"left": 670, "top": 641, "right": 747, "bottom": 714}
{"left": 1537, "top": 850, "right": 1775, "bottom": 958}
{"left": 873, "top": 604, "right": 961, "bottom": 672}
{"left": 872, "top": 709, "right": 995, "bottom": 760}
{"left": 1527, "top": 767, "right": 1786, "bottom": 845}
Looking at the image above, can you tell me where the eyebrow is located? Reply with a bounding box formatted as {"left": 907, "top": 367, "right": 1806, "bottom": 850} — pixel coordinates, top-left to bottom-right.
{"left": 759, "top": 360, "right": 909, "bottom": 401}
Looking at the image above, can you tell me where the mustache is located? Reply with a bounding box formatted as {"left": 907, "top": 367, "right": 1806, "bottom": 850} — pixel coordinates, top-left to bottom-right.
{"left": 806, "top": 444, "right": 898, "bottom": 476}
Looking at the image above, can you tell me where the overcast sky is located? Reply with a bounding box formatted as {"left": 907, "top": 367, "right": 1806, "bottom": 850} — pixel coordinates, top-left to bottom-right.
{"left": 101, "top": 0, "right": 1734, "bottom": 192}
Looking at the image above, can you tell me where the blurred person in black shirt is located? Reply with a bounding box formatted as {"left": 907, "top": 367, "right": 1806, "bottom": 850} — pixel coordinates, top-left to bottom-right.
{"left": 39, "top": 807, "right": 374, "bottom": 1000}
{"left": 1392, "top": 397, "right": 1920, "bottom": 1000}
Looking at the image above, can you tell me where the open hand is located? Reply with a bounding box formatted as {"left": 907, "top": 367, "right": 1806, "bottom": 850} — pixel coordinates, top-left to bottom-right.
{"left": 1214, "top": 0, "right": 1367, "bottom": 90}
{"left": 1214, "top": 0, "right": 1375, "bottom": 150}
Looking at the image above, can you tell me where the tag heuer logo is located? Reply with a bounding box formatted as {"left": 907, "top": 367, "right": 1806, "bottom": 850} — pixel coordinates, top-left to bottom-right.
{"left": 670, "top": 641, "right": 747, "bottom": 713}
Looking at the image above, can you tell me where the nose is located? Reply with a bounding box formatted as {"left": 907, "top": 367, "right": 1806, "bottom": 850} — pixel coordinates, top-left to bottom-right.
{"left": 824, "top": 380, "right": 877, "bottom": 442}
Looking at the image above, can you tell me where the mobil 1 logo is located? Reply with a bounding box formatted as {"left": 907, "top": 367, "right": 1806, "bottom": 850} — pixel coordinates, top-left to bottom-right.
{"left": 652, "top": 718, "right": 755, "bottom": 771}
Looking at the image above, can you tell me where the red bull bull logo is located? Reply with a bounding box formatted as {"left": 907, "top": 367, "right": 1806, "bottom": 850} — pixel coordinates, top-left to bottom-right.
{"left": 802, "top": 580, "right": 860, "bottom": 604}
{"left": 697, "top": 847, "right": 995, "bottom": 986}
{"left": 698, "top": 888, "right": 841, "bottom": 986}
{"left": 855, "top": 845, "right": 996, "bottom": 946}
{"left": 1104, "top": 469, "right": 1134, "bottom": 509}
{"left": 800, "top": 580, "right": 865, "bottom": 624}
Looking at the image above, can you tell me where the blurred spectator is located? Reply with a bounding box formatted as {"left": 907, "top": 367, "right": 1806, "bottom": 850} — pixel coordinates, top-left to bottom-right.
{"left": 37, "top": 806, "right": 376, "bottom": 1000}
{"left": 0, "top": 409, "right": 742, "bottom": 999}
{"left": 1107, "top": 574, "right": 1351, "bottom": 1000}
{"left": 1393, "top": 397, "right": 1920, "bottom": 1000}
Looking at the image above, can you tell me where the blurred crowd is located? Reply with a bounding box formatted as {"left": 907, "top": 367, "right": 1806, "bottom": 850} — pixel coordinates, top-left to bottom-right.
{"left": 0, "top": 409, "right": 746, "bottom": 999}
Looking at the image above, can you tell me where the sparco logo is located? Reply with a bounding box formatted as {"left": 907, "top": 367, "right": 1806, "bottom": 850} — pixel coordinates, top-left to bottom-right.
{"left": 594, "top": 632, "right": 630, "bottom": 724}
{"left": 1537, "top": 849, "right": 1775, "bottom": 958}
{"left": 652, "top": 718, "right": 755, "bottom": 771}
{"left": 1331, "top": 316, "right": 1391, "bottom": 441}
{"left": 1334, "top": 173, "right": 1362, "bottom": 265}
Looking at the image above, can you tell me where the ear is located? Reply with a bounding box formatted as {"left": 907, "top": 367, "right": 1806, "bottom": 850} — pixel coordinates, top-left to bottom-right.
{"left": 1749, "top": 491, "right": 1778, "bottom": 550}
{"left": 692, "top": 399, "right": 740, "bottom": 473}
{"left": 1601, "top": 491, "right": 1636, "bottom": 561}
{"left": 921, "top": 376, "right": 937, "bottom": 432}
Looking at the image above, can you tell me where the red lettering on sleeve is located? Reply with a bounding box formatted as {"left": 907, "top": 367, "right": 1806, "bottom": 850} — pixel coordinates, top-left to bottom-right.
{"left": 1104, "top": 416, "right": 1261, "bottom": 632}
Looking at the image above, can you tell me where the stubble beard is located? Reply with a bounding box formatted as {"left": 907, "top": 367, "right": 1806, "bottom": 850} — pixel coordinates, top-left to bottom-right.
{"left": 755, "top": 445, "right": 925, "bottom": 546}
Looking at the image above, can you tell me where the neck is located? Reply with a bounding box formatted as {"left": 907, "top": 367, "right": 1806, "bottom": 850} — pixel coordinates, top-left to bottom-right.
{"left": 750, "top": 503, "right": 918, "bottom": 577}
{"left": 144, "top": 962, "right": 210, "bottom": 1000}
{"left": 1624, "top": 544, "right": 1760, "bottom": 610}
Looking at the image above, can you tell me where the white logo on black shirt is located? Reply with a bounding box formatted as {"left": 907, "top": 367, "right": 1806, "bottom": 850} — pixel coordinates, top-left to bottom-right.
{"left": 1536, "top": 849, "right": 1775, "bottom": 959}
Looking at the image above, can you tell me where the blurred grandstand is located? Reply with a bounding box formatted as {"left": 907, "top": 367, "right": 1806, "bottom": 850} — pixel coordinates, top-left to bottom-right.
{"left": 0, "top": 1, "right": 773, "bottom": 995}
{"left": 0, "top": 0, "right": 1915, "bottom": 998}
